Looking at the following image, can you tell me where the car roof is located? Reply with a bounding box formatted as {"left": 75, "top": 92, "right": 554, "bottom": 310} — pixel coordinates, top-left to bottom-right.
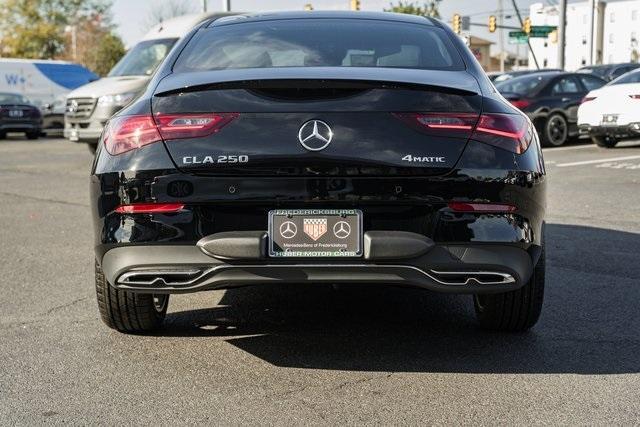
{"left": 209, "top": 11, "right": 435, "bottom": 27}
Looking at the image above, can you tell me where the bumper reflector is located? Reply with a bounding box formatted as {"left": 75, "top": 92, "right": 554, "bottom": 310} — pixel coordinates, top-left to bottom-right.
{"left": 448, "top": 202, "right": 517, "bottom": 213}
{"left": 114, "top": 203, "right": 185, "bottom": 214}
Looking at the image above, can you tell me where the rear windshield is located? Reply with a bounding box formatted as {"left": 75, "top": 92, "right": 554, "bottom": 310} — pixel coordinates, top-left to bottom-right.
{"left": 495, "top": 75, "right": 549, "bottom": 96}
{"left": 610, "top": 69, "right": 640, "bottom": 85}
{"left": 578, "top": 66, "right": 609, "bottom": 78}
{"left": 0, "top": 92, "right": 30, "bottom": 104}
{"left": 173, "top": 19, "right": 464, "bottom": 72}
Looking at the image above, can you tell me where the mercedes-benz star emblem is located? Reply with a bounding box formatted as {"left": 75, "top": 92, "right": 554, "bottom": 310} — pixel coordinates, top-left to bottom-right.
{"left": 67, "top": 100, "right": 78, "bottom": 113}
{"left": 298, "top": 120, "right": 333, "bottom": 151}
{"left": 333, "top": 221, "right": 351, "bottom": 239}
{"left": 279, "top": 221, "right": 297, "bottom": 239}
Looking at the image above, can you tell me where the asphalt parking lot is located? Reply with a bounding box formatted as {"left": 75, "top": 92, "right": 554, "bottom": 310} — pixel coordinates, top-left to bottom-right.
{"left": 1, "top": 136, "right": 639, "bottom": 424}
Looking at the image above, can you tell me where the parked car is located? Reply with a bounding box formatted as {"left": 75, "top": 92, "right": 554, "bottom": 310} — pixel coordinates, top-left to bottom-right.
{"left": 495, "top": 71, "right": 606, "bottom": 146}
{"left": 578, "top": 68, "right": 640, "bottom": 148}
{"left": 0, "top": 59, "right": 97, "bottom": 136}
{"left": 65, "top": 13, "right": 233, "bottom": 153}
{"left": 491, "top": 69, "right": 562, "bottom": 84}
{"left": 0, "top": 92, "right": 42, "bottom": 139}
{"left": 92, "top": 11, "right": 547, "bottom": 334}
{"left": 577, "top": 63, "right": 640, "bottom": 82}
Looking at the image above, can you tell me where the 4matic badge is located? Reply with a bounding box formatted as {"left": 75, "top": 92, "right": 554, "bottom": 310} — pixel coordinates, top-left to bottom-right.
{"left": 402, "top": 155, "right": 446, "bottom": 163}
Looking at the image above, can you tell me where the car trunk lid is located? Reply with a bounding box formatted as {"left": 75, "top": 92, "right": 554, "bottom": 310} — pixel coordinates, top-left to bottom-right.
{"left": 151, "top": 68, "right": 483, "bottom": 176}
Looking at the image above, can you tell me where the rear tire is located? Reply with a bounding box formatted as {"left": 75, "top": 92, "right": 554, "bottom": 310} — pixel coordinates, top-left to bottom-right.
{"left": 26, "top": 131, "right": 39, "bottom": 140}
{"left": 591, "top": 135, "right": 618, "bottom": 148}
{"left": 87, "top": 143, "right": 97, "bottom": 154}
{"left": 541, "top": 113, "right": 569, "bottom": 146}
{"left": 473, "top": 246, "right": 545, "bottom": 332}
{"left": 95, "top": 262, "right": 169, "bottom": 334}
{"left": 0, "top": 132, "right": 5, "bottom": 140}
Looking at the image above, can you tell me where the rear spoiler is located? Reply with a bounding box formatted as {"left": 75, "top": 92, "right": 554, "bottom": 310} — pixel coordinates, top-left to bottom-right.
{"left": 154, "top": 67, "right": 481, "bottom": 97}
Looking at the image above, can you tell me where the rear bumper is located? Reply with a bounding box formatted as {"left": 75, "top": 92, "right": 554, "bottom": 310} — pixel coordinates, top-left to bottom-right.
{"left": 100, "top": 234, "right": 537, "bottom": 295}
{"left": 579, "top": 123, "right": 640, "bottom": 137}
{"left": 0, "top": 121, "right": 41, "bottom": 132}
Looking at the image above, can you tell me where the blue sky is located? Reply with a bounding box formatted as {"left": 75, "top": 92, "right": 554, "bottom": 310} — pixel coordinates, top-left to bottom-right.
{"left": 112, "top": 0, "right": 545, "bottom": 53}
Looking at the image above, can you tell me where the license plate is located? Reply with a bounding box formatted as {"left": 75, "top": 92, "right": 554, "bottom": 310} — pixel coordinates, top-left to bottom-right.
{"left": 8, "top": 109, "right": 23, "bottom": 118}
{"left": 601, "top": 114, "right": 618, "bottom": 125}
{"left": 268, "top": 209, "right": 362, "bottom": 257}
{"left": 69, "top": 129, "right": 79, "bottom": 141}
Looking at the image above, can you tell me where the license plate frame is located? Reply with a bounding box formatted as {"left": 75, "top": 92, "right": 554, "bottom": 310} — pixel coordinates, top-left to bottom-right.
{"left": 268, "top": 209, "right": 363, "bottom": 258}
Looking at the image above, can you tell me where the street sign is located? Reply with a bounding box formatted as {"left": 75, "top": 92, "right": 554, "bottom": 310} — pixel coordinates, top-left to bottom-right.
{"left": 509, "top": 36, "right": 529, "bottom": 44}
{"left": 530, "top": 25, "right": 557, "bottom": 38}
{"left": 509, "top": 26, "right": 557, "bottom": 42}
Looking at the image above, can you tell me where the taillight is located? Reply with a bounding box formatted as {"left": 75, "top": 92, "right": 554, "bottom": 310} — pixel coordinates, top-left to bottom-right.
{"left": 509, "top": 99, "right": 531, "bottom": 109}
{"left": 393, "top": 113, "right": 478, "bottom": 138}
{"left": 114, "top": 203, "right": 185, "bottom": 214}
{"left": 103, "top": 113, "right": 238, "bottom": 155}
{"left": 581, "top": 96, "right": 597, "bottom": 104}
{"left": 629, "top": 95, "right": 640, "bottom": 100}
{"left": 448, "top": 201, "right": 517, "bottom": 213}
{"left": 394, "top": 112, "right": 531, "bottom": 154}
{"left": 474, "top": 113, "right": 530, "bottom": 154}
{"left": 104, "top": 115, "right": 162, "bottom": 155}
{"left": 154, "top": 113, "right": 238, "bottom": 140}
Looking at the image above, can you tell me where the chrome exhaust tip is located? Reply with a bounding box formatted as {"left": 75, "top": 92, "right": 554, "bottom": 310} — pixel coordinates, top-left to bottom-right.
{"left": 429, "top": 270, "right": 515, "bottom": 286}
{"left": 117, "top": 269, "right": 205, "bottom": 287}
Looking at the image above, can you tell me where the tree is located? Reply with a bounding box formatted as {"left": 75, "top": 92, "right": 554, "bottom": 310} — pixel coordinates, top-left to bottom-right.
{"left": 0, "top": 0, "right": 114, "bottom": 59}
{"left": 384, "top": 1, "right": 443, "bottom": 19}
{"left": 146, "top": 0, "right": 198, "bottom": 28}
{"left": 0, "top": 0, "right": 125, "bottom": 75}
{"left": 65, "top": 24, "right": 125, "bottom": 76}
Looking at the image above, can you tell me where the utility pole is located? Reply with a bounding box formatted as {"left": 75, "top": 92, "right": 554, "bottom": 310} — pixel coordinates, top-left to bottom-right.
{"left": 202, "top": 0, "right": 207, "bottom": 12}
{"left": 498, "top": 0, "right": 505, "bottom": 72}
{"left": 557, "top": 0, "right": 567, "bottom": 69}
{"left": 222, "top": 0, "right": 231, "bottom": 12}
{"left": 588, "top": 0, "right": 596, "bottom": 64}
{"left": 510, "top": 0, "right": 540, "bottom": 69}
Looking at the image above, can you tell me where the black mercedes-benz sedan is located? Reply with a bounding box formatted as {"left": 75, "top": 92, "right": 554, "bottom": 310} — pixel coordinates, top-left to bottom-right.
{"left": 0, "top": 92, "right": 42, "bottom": 139}
{"left": 495, "top": 71, "right": 606, "bottom": 146}
{"left": 91, "top": 12, "right": 546, "bottom": 334}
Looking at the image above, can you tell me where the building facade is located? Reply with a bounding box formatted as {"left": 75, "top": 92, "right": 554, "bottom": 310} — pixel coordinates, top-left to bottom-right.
{"left": 529, "top": 0, "right": 640, "bottom": 70}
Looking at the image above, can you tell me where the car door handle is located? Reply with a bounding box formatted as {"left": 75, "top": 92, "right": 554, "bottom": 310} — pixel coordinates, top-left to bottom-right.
{"left": 562, "top": 97, "right": 571, "bottom": 102}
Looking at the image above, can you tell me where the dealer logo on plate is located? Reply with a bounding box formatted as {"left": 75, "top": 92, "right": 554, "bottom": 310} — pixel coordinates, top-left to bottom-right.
{"left": 303, "top": 218, "right": 327, "bottom": 241}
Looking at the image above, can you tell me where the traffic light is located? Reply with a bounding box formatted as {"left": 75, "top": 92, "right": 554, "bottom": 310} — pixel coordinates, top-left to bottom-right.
{"left": 489, "top": 15, "right": 497, "bottom": 33}
{"left": 304, "top": 3, "right": 313, "bottom": 10}
{"left": 523, "top": 17, "right": 532, "bottom": 34}
{"left": 453, "top": 13, "right": 461, "bottom": 34}
{"left": 350, "top": 0, "right": 360, "bottom": 10}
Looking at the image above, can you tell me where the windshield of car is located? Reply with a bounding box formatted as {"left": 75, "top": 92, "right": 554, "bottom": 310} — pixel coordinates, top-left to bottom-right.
{"left": 174, "top": 19, "right": 464, "bottom": 72}
{"left": 609, "top": 69, "right": 640, "bottom": 85}
{"left": 495, "top": 74, "right": 550, "bottom": 96}
{"left": 108, "top": 38, "right": 177, "bottom": 77}
{"left": 0, "top": 92, "right": 30, "bottom": 104}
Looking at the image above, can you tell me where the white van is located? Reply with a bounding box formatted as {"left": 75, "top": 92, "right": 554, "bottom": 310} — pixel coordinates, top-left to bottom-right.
{"left": 0, "top": 58, "right": 97, "bottom": 133}
{"left": 64, "top": 13, "right": 232, "bottom": 152}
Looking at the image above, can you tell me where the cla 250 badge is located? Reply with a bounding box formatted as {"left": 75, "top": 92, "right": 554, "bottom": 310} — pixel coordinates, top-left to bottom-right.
{"left": 183, "top": 155, "right": 249, "bottom": 165}
{"left": 402, "top": 155, "right": 446, "bottom": 163}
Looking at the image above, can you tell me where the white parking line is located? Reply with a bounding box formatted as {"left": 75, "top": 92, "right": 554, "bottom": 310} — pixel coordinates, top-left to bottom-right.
{"left": 556, "top": 155, "right": 640, "bottom": 167}
{"left": 542, "top": 144, "right": 595, "bottom": 152}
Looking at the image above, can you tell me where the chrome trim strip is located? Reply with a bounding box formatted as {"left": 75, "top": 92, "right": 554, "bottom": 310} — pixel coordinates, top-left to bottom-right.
{"left": 116, "top": 265, "right": 515, "bottom": 288}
